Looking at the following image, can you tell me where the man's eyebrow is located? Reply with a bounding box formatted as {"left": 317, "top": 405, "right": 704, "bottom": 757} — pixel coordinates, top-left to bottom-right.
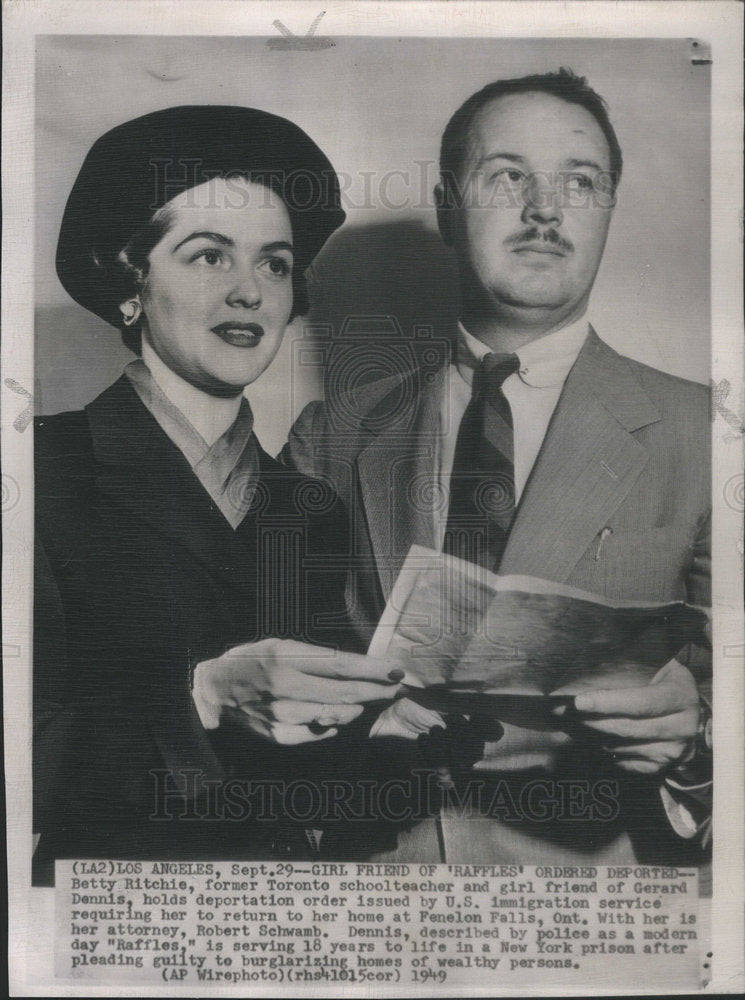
{"left": 172, "top": 231, "right": 234, "bottom": 252}
{"left": 564, "top": 158, "right": 605, "bottom": 173}
{"left": 478, "top": 152, "right": 527, "bottom": 167}
{"left": 476, "top": 154, "right": 607, "bottom": 174}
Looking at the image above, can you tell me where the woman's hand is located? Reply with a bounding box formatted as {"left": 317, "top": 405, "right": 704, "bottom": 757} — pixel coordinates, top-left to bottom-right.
{"left": 192, "top": 638, "right": 404, "bottom": 745}
{"left": 369, "top": 698, "right": 445, "bottom": 739}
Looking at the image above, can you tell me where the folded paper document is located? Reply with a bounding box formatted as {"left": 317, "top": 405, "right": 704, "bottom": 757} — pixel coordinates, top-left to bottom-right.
{"left": 369, "top": 546, "right": 709, "bottom": 721}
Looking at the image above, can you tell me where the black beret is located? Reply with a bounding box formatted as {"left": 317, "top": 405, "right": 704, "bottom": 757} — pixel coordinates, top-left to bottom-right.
{"left": 56, "top": 105, "right": 346, "bottom": 327}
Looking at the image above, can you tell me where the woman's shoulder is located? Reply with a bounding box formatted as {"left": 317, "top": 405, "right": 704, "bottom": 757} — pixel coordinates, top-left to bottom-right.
{"left": 34, "top": 408, "right": 94, "bottom": 472}
{"left": 34, "top": 409, "right": 99, "bottom": 536}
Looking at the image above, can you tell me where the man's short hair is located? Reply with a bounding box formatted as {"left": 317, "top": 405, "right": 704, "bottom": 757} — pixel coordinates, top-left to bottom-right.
{"left": 439, "top": 67, "right": 623, "bottom": 205}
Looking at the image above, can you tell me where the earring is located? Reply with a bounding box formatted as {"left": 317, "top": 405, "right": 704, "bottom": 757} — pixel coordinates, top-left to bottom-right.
{"left": 120, "top": 299, "right": 141, "bottom": 327}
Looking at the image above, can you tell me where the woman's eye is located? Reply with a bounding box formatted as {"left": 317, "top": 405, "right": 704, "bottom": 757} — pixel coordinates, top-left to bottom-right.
{"left": 192, "top": 248, "right": 226, "bottom": 267}
{"left": 263, "top": 257, "right": 292, "bottom": 277}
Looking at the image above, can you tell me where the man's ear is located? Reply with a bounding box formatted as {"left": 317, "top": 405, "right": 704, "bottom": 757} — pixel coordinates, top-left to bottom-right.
{"left": 434, "top": 181, "right": 454, "bottom": 246}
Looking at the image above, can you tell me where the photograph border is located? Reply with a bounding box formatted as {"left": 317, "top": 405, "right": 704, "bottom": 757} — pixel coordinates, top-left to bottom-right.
{"left": 3, "top": 2, "right": 743, "bottom": 995}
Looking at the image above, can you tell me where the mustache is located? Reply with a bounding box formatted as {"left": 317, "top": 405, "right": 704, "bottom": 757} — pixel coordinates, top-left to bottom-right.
{"left": 505, "top": 228, "right": 574, "bottom": 254}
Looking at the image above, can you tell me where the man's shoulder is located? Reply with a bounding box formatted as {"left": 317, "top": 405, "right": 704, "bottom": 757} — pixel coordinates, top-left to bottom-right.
{"left": 622, "top": 353, "right": 709, "bottom": 400}
{"left": 331, "top": 370, "right": 416, "bottom": 418}
{"left": 282, "top": 367, "right": 429, "bottom": 474}
{"left": 302, "top": 368, "right": 423, "bottom": 435}
{"left": 590, "top": 334, "right": 710, "bottom": 418}
{"left": 617, "top": 351, "right": 710, "bottom": 418}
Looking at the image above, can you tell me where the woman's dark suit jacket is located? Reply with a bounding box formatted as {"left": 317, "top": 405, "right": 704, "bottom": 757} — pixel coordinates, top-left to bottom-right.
{"left": 33, "top": 375, "right": 399, "bottom": 881}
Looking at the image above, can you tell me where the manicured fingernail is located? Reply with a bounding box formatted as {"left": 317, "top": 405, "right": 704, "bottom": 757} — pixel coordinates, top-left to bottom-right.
{"left": 388, "top": 669, "right": 405, "bottom": 682}
{"left": 308, "top": 721, "right": 335, "bottom": 735}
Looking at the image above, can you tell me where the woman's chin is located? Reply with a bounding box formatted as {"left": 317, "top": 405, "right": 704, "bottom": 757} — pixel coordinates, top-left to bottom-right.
{"left": 193, "top": 359, "right": 277, "bottom": 397}
{"left": 200, "top": 377, "right": 251, "bottom": 399}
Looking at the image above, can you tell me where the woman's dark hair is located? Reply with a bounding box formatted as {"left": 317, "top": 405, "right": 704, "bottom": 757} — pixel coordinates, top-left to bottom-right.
{"left": 439, "top": 68, "right": 623, "bottom": 210}
{"left": 111, "top": 173, "right": 309, "bottom": 354}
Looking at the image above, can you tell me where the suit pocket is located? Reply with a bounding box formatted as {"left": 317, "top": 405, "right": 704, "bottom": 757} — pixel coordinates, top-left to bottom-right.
{"left": 593, "top": 525, "right": 693, "bottom": 603}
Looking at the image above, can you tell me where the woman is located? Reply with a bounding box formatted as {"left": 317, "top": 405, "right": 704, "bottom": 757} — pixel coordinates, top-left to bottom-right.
{"left": 34, "top": 106, "right": 403, "bottom": 882}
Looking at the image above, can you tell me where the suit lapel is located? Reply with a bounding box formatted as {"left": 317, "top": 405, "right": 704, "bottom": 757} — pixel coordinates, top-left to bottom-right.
{"left": 500, "top": 330, "right": 661, "bottom": 581}
{"left": 357, "top": 366, "right": 446, "bottom": 599}
{"left": 86, "top": 376, "right": 254, "bottom": 591}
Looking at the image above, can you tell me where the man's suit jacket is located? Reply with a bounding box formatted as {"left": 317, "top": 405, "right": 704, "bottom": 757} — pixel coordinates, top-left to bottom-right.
{"left": 283, "top": 329, "right": 712, "bottom": 864}
{"left": 34, "top": 375, "right": 394, "bottom": 882}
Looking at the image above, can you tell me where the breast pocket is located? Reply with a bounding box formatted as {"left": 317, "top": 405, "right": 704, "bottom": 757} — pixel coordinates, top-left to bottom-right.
{"left": 599, "top": 525, "right": 694, "bottom": 602}
{"left": 571, "top": 525, "right": 693, "bottom": 603}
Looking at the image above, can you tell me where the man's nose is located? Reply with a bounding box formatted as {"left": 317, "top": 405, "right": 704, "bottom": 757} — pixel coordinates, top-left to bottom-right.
{"left": 226, "top": 265, "right": 261, "bottom": 309}
{"left": 521, "top": 172, "right": 564, "bottom": 227}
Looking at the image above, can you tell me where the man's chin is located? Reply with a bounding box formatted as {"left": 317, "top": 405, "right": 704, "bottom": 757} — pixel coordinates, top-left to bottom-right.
{"left": 495, "top": 292, "right": 574, "bottom": 317}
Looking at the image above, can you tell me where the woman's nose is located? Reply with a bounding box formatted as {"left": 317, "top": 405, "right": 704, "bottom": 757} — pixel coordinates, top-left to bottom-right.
{"left": 520, "top": 172, "right": 564, "bottom": 227}
{"left": 226, "top": 265, "right": 261, "bottom": 309}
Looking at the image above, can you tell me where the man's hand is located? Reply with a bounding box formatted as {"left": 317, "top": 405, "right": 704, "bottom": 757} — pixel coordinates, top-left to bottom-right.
{"left": 569, "top": 660, "right": 701, "bottom": 775}
{"left": 193, "top": 638, "right": 404, "bottom": 745}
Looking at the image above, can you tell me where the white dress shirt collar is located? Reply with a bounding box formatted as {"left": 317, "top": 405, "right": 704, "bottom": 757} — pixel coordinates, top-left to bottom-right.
{"left": 456, "top": 317, "right": 590, "bottom": 389}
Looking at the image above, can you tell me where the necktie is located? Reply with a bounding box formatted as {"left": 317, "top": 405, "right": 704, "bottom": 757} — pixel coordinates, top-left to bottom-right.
{"left": 443, "top": 352, "right": 520, "bottom": 570}
{"left": 436, "top": 353, "right": 520, "bottom": 782}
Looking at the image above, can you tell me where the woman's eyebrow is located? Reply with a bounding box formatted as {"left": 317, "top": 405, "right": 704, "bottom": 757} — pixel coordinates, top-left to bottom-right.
{"left": 172, "top": 231, "right": 234, "bottom": 252}
{"left": 261, "top": 241, "right": 294, "bottom": 254}
{"left": 171, "top": 234, "right": 294, "bottom": 254}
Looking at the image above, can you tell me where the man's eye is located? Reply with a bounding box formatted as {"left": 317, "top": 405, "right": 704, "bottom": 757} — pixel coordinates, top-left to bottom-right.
{"left": 263, "top": 257, "right": 291, "bottom": 277}
{"left": 493, "top": 168, "right": 525, "bottom": 185}
{"left": 565, "top": 173, "right": 594, "bottom": 192}
{"left": 192, "top": 248, "right": 226, "bottom": 267}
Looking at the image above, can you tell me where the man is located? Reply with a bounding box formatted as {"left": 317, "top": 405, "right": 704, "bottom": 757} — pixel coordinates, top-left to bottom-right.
{"left": 280, "top": 69, "right": 712, "bottom": 864}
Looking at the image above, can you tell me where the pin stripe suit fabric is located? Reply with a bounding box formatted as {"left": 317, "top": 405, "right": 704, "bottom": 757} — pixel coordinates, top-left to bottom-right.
{"left": 282, "top": 330, "right": 711, "bottom": 864}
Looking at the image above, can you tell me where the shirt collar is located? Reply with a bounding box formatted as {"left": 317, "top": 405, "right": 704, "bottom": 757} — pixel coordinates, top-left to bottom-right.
{"left": 140, "top": 338, "right": 244, "bottom": 445}
{"left": 125, "top": 355, "right": 254, "bottom": 478}
{"left": 456, "top": 317, "right": 590, "bottom": 389}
